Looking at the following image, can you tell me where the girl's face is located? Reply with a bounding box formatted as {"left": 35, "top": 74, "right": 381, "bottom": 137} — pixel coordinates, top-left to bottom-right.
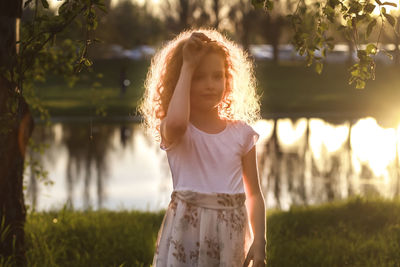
{"left": 190, "top": 52, "right": 226, "bottom": 112}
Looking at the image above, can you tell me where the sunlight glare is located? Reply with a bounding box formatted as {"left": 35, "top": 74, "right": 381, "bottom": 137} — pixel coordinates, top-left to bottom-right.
{"left": 372, "top": 0, "right": 399, "bottom": 16}
{"left": 397, "top": 124, "right": 400, "bottom": 161}
{"left": 309, "top": 119, "right": 348, "bottom": 160}
{"left": 251, "top": 119, "right": 274, "bottom": 143}
{"left": 49, "top": 0, "right": 64, "bottom": 9}
{"left": 277, "top": 118, "right": 307, "bottom": 147}
{"left": 53, "top": 123, "right": 63, "bottom": 144}
{"left": 351, "top": 117, "right": 397, "bottom": 176}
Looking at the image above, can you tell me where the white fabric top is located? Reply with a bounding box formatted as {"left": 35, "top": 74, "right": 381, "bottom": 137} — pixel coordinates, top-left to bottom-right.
{"left": 161, "top": 121, "right": 259, "bottom": 194}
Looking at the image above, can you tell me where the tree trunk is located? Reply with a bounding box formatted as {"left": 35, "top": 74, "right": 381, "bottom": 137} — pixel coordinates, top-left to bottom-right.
{"left": 346, "top": 39, "right": 354, "bottom": 66}
{"left": 264, "top": 15, "right": 284, "bottom": 64}
{"left": 272, "top": 41, "right": 279, "bottom": 64}
{"left": 0, "top": 0, "right": 33, "bottom": 265}
{"left": 178, "top": 0, "right": 189, "bottom": 31}
{"left": 212, "top": 0, "right": 220, "bottom": 29}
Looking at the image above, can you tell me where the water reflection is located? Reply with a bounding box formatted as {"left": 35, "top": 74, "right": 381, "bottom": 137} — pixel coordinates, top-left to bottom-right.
{"left": 25, "top": 116, "right": 400, "bottom": 211}
{"left": 63, "top": 124, "right": 116, "bottom": 209}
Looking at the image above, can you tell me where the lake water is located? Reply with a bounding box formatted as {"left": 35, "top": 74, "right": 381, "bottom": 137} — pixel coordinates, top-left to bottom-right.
{"left": 25, "top": 116, "right": 400, "bottom": 212}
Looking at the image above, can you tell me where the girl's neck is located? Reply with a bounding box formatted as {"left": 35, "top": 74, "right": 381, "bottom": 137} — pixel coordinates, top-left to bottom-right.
{"left": 190, "top": 108, "right": 226, "bottom": 133}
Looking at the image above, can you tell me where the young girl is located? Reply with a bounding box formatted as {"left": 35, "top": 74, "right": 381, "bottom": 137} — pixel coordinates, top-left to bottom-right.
{"left": 139, "top": 29, "right": 266, "bottom": 267}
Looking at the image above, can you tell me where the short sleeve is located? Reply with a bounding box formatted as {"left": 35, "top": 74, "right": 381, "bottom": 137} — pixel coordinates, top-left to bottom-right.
{"left": 241, "top": 122, "right": 259, "bottom": 155}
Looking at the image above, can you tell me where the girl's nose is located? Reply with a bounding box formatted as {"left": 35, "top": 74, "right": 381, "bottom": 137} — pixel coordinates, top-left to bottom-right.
{"left": 205, "top": 76, "right": 214, "bottom": 89}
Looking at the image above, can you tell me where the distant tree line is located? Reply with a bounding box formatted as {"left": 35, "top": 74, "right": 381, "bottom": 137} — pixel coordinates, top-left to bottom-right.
{"left": 77, "top": 0, "right": 400, "bottom": 67}
{"left": 19, "top": 0, "right": 400, "bottom": 67}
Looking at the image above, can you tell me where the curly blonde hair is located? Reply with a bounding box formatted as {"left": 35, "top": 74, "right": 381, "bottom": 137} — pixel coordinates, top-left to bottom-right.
{"left": 138, "top": 28, "right": 260, "bottom": 141}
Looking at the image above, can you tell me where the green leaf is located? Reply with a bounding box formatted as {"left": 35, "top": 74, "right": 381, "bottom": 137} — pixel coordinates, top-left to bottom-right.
{"left": 381, "top": 2, "right": 397, "bottom": 7}
{"left": 364, "top": 3, "right": 376, "bottom": 14}
{"left": 84, "top": 59, "right": 93, "bottom": 67}
{"left": 357, "top": 49, "right": 367, "bottom": 59}
{"left": 315, "top": 62, "right": 323, "bottom": 74}
{"left": 40, "top": 0, "right": 49, "bottom": 9}
{"left": 24, "top": 0, "right": 34, "bottom": 8}
{"left": 351, "top": 69, "right": 359, "bottom": 76}
{"left": 356, "top": 79, "right": 366, "bottom": 89}
{"left": 95, "top": 3, "right": 108, "bottom": 13}
{"left": 328, "top": 0, "right": 340, "bottom": 8}
{"left": 252, "top": 0, "right": 264, "bottom": 9}
{"left": 348, "top": 2, "right": 363, "bottom": 14}
{"left": 366, "top": 43, "right": 377, "bottom": 55}
{"left": 383, "top": 13, "right": 396, "bottom": 27}
{"left": 322, "top": 48, "right": 327, "bottom": 57}
{"left": 366, "top": 19, "right": 377, "bottom": 37}
{"left": 324, "top": 5, "right": 335, "bottom": 17}
{"left": 265, "top": 0, "right": 274, "bottom": 11}
{"left": 58, "top": 2, "right": 71, "bottom": 16}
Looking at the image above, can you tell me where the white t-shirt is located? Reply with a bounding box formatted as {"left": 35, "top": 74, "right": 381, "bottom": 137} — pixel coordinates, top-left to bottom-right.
{"left": 161, "top": 121, "right": 259, "bottom": 194}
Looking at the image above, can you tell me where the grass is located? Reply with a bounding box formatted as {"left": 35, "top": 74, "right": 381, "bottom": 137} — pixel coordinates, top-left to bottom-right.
{"left": 13, "top": 197, "right": 400, "bottom": 266}
{"left": 25, "top": 209, "right": 164, "bottom": 267}
{"left": 267, "top": 197, "right": 400, "bottom": 267}
{"left": 33, "top": 59, "right": 148, "bottom": 117}
{"left": 33, "top": 59, "right": 400, "bottom": 118}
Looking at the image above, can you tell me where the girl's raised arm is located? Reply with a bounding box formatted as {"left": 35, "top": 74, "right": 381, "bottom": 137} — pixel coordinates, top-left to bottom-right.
{"left": 162, "top": 32, "right": 210, "bottom": 145}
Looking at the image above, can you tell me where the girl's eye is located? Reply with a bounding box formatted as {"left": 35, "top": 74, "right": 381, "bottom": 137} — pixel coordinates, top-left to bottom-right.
{"left": 193, "top": 74, "right": 204, "bottom": 80}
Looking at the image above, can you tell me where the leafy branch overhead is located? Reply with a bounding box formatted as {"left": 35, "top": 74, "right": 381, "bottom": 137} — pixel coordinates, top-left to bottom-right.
{"left": 254, "top": 0, "right": 399, "bottom": 89}
{"left": 3, "top": 0, "right": 107, "bottom": 123}
{"left": 5, "top": 0, "right": 106, "bottom": 96}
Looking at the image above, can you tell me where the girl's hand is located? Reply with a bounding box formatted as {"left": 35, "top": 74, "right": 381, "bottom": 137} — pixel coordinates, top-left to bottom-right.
{"left": 243, "top": 241, "right": 266, "bottom": 267}
{"left": 182, "top": 32, "right": 211, "bottom": 70}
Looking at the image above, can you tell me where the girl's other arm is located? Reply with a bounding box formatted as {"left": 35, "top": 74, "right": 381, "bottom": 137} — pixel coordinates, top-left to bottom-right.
{"left": 162, "top": 33, "right": 210, "bottom": 145}
{"left": 242, "top": 146, "right": 266, "bottom": 267}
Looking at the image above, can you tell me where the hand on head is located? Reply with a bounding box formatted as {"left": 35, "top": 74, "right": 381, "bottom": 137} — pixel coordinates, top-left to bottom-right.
{"left": 182, "top": 32, "right": 213, "bottom": 70}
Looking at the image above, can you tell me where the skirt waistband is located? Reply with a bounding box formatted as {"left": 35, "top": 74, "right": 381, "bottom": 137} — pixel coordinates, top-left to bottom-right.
{"left": 171, "top": 190, "right": 246, "bottom": 210}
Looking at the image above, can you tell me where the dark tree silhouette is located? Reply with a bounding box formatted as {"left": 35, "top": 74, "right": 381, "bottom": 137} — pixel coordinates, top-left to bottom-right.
{"left": 0, "top": 0, "right": 103, "bottom": 263}
{"left": 0, "top": 0, "right": 33, "bottom": 264}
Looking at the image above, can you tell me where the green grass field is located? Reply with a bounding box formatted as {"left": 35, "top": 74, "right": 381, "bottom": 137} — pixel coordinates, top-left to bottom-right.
{"left": 24, "top": 209, "right": 164, "bottom": 267}
{"left": 4, "top": 198, "right": 397, "bottom": 266}
{"left": 33, "top": 59, "right": 400, "bottom": 119}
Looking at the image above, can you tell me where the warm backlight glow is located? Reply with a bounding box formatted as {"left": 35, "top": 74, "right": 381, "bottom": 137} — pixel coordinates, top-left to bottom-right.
{"left": 251, "top": 119, "right": 274, "bottom": 143}
{"left": 277, "top": 118, "right": 307, "bottom": 147}
{"left": 309, "top": 119, "right": 349, "bottom": 160}
{"left": 372, "top": 0, "right": 400, "bottom": 16}
{"left": 351, "top": 117, "right": 397, "bottom": 176}
{"left": 49, "top": 0, "right": 64, "bottom": 9}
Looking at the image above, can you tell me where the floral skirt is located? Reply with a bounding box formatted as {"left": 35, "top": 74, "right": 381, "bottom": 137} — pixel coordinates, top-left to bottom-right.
{"left": 152, "top": 190, "right": 252, "bottom": 267}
